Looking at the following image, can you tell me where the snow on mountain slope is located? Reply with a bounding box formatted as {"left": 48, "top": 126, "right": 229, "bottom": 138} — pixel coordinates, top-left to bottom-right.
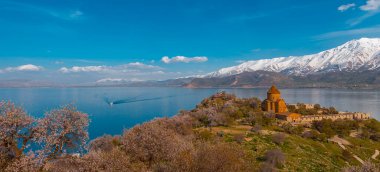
{"left": 206, "top": 38, "right": 380, "bottom": 78}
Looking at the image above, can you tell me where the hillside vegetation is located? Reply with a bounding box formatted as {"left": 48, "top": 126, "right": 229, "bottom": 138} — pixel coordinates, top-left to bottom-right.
{"left": 1, "top": 93, "right": 380, "bottom": 171}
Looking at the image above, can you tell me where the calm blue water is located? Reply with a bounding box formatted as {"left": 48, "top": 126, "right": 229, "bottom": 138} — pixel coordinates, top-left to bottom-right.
{"left": 0, "top": 87, "right": 379, "bottom": 139}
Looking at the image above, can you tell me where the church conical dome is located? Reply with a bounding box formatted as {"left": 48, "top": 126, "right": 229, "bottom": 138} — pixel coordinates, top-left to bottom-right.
{"left": 267, "top": 85, "right": 281, "bottom": 94}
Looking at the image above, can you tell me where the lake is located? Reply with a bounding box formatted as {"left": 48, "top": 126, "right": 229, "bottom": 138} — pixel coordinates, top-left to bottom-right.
{"left": 0, "top": 87, "right": 379, "bottom": 139}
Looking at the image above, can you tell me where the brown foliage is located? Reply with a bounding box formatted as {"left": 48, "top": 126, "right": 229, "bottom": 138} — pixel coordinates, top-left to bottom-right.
{"left": 264, "top": 149, "right": 285, "bottom": 168}
{"left": 43, "top": 155, "right": 93, "bottom": 172}
{"left": 89, "top": 135, "right": 119, "bottom": 152}
{"left": 259, "top": 162, "right": 278, "bottom": 172}
{"left": 272, "top": 133, "right": 286, "bottom": 145}
{"left": 43, "top": 148, "right": 149, "bottom": 172}
{"left": 194, "top": 142, "right": 248, "bottom": 172}
{"left": 36, "top": 105, "right": 89, "bottom": 159}
{"left": 86, "top": 148, "right": 148, "bottom": 172}
{"left": 4, "top": 152, "right": 41, "bottom": 172}
{"left": 233, "top": 134, "right": 245, "bottom": 144}
{"left": 342, "top": 161, "right": 380, "bottom": 172}
{"left": 122, "top": 118, "right": 194, "bottom": 169}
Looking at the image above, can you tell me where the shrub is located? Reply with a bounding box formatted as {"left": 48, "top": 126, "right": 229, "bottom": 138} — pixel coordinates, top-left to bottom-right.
{"left": 302, "top": 130, "right": 327, "bottom": 142}
{"left": 4, "top": 152, "right": 41, "bottom": 172}
{"left": 196, "top": 130, "right": 214, "bottom": 141}
{"left": 194, "top": 142, "right": 248, "bottom": 172}
{"left": 43, "top": 155, "right": 93, "bottom": 172}
{"left": 369, "top": 133, "right": 380, "bottom": 141}
{"left": 259, "top": 162, "right": 278, "bottom": 172}
{"left": 312, "top": 119, "right": 359, "bottom": 138}
{"left": 233, "top": 134, "right": 245, "bottom": 144}
{"left": 216, "top": 131, "right": 225, "bottom": 137}
{"left": 89, "top": 135, "right": 118, "bottom": 152}
{"left": 342, "top": 150, "right": 352, "bottom": 161}
{"left": 87, "top": 148, "right": 148, "bottom": 172}
{"left": 264, "top": 149, "right": 285, "bottom": 168}
{"left": 282, "top": 123, "right": 304, "bottom": 135}
{"left": 342, "top": 161, "right": 380, "bottom": 172}
{"left": 272, "top": 133, "right": 286, "bottom": 145}
{"left": 122, "top": 118, "right": 194, "bottom": 169}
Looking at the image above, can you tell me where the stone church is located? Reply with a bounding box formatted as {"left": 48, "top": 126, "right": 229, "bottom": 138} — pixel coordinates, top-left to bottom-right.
{"left": 262, "top": 85, "right": 287, "bottom": 113}
{"left": 261, "top": 85, "right": 370, "bottom": 123}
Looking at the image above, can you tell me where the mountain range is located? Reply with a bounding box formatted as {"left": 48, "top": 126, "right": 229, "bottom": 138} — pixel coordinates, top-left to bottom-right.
{"left": 206, "top": 38, "right": 380, "bottom": 78}
{"left": 185, "top": 38, "right": 380, "bottom": 88}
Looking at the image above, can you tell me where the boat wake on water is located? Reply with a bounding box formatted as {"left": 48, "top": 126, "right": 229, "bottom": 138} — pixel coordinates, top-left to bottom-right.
{"left": 103, "top": 95, "right": 176, "bottom": 107}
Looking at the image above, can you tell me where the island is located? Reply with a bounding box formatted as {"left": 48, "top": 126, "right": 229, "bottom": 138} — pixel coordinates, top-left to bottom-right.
{"left": 1, "top": 86, "right": 379, "bottom": 172}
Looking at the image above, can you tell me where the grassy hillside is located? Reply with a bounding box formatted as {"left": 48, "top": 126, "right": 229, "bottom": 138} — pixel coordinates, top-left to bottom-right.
{"left": 197, "top": 125, "right": 367, "bottom": 171}
{"left": 1, "top": 93, "right": 379, "bottom": 171}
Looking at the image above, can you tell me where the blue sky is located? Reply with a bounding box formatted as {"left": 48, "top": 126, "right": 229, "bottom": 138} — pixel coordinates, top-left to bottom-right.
{"left": 1, "top": 0, "right": 380, "bottom": 84}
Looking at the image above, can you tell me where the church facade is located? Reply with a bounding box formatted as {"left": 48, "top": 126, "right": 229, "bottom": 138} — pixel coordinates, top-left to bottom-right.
{"left": 262, "top": 85, "right": 287, "bottom": 113}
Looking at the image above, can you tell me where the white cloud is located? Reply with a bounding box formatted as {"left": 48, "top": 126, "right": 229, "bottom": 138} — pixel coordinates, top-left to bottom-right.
{"left": 337, "top": 1, "right": 380, "bottom": 26}
{"left": 125, "top": 62, "right": 160, "bottom": 69}
{"left": 59, "top": 66, "right": 105, "bottom": 73}
{"left": 0, "top": 1, "right": 84, "bottom": 21}
{"left": 96, "top": 78, "right": 125, "bottom": 83}
{"left": 161, "top": 56, "right": 208, "bottom": 64}
{"left": 360, "top": 0, "right": 380, "bottom": 11}
{"left": 0, "top": 64, "right": 43, "bottom": 73}
{"left": 338, "top": 3, "right": 356, "bottom": 12}
{"left": 313, "top": 25, "right": 380, "bottom": 40}
{"left": 347, "top": 11, "right": 379, "bottom": 26}
{"left": 96, "top": 78, "right": 144, "bottom": 83}
{"left": 152, "top": 71, "right": 165, "bottom": 74}
{"left": 235, "top": 60, "right": 247, "bottom": 63}
{"left": 59, "top": 62, "right": 162, "bottom": 73}
{"left": 54, "top": 61, "right": 64, "bottom": 65}
{"left": 70, "top": 10, "right": 83, "bottom": 18}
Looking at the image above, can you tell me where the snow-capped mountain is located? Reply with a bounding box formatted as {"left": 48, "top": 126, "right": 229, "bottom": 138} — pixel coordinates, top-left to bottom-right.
{"left": 206, "top": 38, "right": 380, "bottom": 78}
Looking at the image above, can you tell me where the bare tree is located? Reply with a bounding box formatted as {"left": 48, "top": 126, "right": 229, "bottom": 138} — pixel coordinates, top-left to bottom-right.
{"left": 36, "top": 105, "right": 89, "bottom": 160}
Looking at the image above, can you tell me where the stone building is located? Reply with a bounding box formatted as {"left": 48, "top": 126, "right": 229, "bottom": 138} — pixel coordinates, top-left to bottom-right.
{"left": 261, "top": 85, "right": 371, "bottom": 123}
{"left": 262, "top": 85, "right": 287, "bottom": 113}
{"left": 298, "top": 112, "right": 370, "bottom": 124}
{"left": 275, "top": 112, "right": 302, "bottom": 123}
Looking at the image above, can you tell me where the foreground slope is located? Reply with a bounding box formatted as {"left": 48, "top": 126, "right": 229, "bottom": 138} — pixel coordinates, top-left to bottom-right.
{"left": 2, "top": 93, "right": 380, "bottom": 171}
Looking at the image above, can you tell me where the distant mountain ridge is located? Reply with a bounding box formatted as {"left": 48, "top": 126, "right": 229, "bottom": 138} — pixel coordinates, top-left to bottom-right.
{"left": 185, "top": 70, "right": 380, "bottom": 88}
{"left": 206, "top": 38, "right": 380, "bottom": 77}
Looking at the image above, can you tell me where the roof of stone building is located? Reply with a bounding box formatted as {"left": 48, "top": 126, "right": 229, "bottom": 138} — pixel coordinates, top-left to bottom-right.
{"left": 267, "top": 85, "right": 281, "bottom": 94}
{"left": 277, "top": 112, "right": 301, "bottom": 116}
